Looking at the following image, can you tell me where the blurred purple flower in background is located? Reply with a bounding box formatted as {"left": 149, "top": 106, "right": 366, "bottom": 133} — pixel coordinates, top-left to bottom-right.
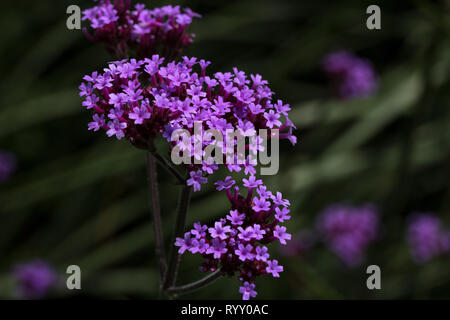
{"left": 322, "top": 51, "right": 377, "bottom": 100}
{"left": 12, "top": 260, "right": 58, "bottom": 299}
{"left": 317, "top": 204, "right": 379, "bottom": 267}
{"left": 0, "top": 151, "right": 16, "bottom": 183}
{"left": 407, "top": 213, "right": 449, "bottom": 264}
{"left": 280, "top": 230, "right": 317, "bottom": 257}
{"left": 440, "top": 231, "right": 450, "bottom": 254}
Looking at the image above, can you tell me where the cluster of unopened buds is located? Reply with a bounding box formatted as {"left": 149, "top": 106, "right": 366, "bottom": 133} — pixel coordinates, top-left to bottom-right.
{"left": 82, "top": 0, "right": 200, "bottom": 59}
{"left": 79, "top": 0, "right": 296, "bottom": 300}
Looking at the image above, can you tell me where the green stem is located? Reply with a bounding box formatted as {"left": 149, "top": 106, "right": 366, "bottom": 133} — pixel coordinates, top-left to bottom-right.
{"left": 163, "top": 184, "right": 192, "bottom": 289}
{"left": 148, "top": 143, "right": 185, "bottom": 184}
{"left": 146, "top": 151, "right": 167, "bottom": 285}
{"left": 166, "top": 269, "right": 223, "bottom": 297}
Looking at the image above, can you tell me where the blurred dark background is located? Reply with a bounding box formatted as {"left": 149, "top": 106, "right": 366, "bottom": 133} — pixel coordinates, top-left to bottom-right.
{"left": 0, "top": 0, "right": 450, "bottom": 299}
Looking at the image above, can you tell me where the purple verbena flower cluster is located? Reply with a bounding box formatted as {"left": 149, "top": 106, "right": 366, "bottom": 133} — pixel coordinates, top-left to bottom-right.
{"left": 80, "top": 3, "right": 296, "bottom": 300}
{"left": 316, "top": 204, "right": 379, "bottom": 267}
{"left": 12, "top": 260, "right": 58, "bottom": 299}
{"left": 80, "top": 56, "right": 296, "bottom": 191}
{"left": 0, "top": 150, "right": 16, "bottom": 183}
{"left": 407, "top": 213, "right": 450, "bottom": 264}
{"left": 175, "top": 177, "right": 291, "bottom": 299}
{"left": 82, "top": 0, "right": 200, "bottom": 59}
{"left": 322, "top": 51, "right": 377, "bottom": 100}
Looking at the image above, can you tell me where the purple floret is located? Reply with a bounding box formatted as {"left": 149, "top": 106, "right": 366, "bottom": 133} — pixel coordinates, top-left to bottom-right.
{"left": 266, "top": 259, "right": 283, "bottom": 278}
{"left": 239, "top": 282, "right": 257, "bottom": 300}
{"left": 235, "top": 244, "right": 255, "bottom": 261}
{"left": 186, "top": 170, "right": 208, "bottom": 192}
